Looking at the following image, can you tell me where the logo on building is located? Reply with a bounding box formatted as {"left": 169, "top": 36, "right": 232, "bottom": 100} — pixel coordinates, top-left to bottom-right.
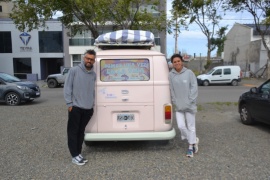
{"left": 20, "top": 32, "right": 31, "bottom": 46}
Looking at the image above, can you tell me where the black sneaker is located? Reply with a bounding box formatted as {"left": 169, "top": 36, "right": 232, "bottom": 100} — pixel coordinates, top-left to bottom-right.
{"left": 79, "top": 154, "right": 88, "bottom": 163}
{"left": 72, "top": 157, "right": 85, "bottom": 166}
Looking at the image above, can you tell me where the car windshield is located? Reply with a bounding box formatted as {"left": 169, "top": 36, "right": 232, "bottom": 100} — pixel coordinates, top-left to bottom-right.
{"left": 206, "top": 68, "right": 216, "bottom": 75}
{"left": 0, "top": 73, "right": 21, "bottom": 83}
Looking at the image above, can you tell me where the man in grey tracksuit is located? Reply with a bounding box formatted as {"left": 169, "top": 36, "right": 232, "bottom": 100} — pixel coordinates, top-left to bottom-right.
{"left": 169, "top": 54, "right": 199, "bottom": 158}
{"left": 64, "top": 49, "right": 96, "bottom": 165}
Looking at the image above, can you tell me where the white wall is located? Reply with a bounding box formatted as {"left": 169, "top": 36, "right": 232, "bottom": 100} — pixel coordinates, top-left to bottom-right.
{"left": 0, "top": 19, "right": 64, "bottom": 79}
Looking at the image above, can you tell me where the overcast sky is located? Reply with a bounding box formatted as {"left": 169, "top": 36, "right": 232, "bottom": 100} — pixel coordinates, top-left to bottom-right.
{"left": 166, "top": 0, "right": 256, "bottom": 58}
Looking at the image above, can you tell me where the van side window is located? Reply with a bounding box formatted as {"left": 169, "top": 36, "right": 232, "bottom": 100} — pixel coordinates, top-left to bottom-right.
{"left": 212, "top": 69, "right": 222, "bottom": 75}
{"left": 224, "top": 68, "right": 231, "bottom": 75}
{"left": 100, "top": 59, "right": 150, "bottom": 82}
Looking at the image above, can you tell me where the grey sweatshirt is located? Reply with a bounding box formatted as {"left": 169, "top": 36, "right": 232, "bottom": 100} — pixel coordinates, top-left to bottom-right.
{"left": 64, "top": 62, "right": 96, "bottom": 109}
{"left": 169, "top": 67, "right": 198, "bottom": 113}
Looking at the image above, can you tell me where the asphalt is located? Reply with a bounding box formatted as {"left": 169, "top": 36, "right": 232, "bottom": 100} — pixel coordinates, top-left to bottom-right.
{"left": 240, "top": 78, "right": 267, "bottom": 87}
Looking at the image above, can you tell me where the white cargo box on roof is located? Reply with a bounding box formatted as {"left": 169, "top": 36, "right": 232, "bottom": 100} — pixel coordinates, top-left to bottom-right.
{"left": 84, "top": 30, "right": 175, "bottom": 144}
{"left": 94, "top": 30, "right": 156, "bottom": 50}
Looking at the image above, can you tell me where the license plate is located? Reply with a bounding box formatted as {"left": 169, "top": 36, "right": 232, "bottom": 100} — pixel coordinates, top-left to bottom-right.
{"left": 36, "top": 92, "right": 40, "bottom": 95}
{"left": 117, "top": 114, "right": 135, "bottom": 122}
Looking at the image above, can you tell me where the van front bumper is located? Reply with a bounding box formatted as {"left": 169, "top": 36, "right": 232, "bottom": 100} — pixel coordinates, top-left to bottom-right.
{"left": 84, "top": 128, "right": 176, "bottom": 141}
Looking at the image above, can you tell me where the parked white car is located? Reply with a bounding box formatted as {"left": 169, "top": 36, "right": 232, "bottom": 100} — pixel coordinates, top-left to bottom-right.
{"left": 197, "top": 65, "right": 242, "bottom": 86}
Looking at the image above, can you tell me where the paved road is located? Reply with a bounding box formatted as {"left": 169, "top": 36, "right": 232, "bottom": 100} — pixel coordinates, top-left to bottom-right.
{"left": 0, "top": 78, "right": 269, "bottom": 179}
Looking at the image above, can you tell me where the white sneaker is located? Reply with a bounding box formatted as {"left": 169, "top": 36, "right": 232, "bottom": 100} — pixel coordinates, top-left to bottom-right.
{"left": 72, "top": 156, "right": 85, "bottom": 166}
{"left": 193, "top": 137, "right": 199, "bottom": 153}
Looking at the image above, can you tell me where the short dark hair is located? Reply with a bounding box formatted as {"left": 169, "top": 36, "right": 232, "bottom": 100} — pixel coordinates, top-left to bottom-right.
{"left": 170, "top": 54, "right": 183, "bottom": 63}
{"left": 84, "top": 49, "right": 96, "bottom": 56}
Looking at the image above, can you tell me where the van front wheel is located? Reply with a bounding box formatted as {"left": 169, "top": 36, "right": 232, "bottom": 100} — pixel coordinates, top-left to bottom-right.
{"left": 203, "top": 80, "right": 209, "bottom": 86}
{"left": 231, "top": 80, "right": 238, "bottom": 86}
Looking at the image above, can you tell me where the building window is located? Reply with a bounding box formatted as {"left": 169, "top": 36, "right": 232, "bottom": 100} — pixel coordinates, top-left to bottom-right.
{"left": 39, "top": 31, "right": 63, "bottom": 53}
{"left": 13, "top": 58, "right": 32, "bottom": 79}
{"left": 72, "top": 54, "right": 82, "bottom": 67}
{"left": 0, "top": 6, "right": 2, "bottom": 12}
{"left": 0, "top": 31, "right": 12, "bottom": 53}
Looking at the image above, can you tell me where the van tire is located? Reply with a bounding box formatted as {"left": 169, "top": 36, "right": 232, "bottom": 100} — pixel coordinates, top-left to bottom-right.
{"left": 231, "top": 80, "right": 238, "bottom": 86}
{"left": 203, "top": 80, "right": 209, "bottom": 86}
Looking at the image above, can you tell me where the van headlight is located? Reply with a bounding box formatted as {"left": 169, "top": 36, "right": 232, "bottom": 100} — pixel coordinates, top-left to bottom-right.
{"left": 17, "top": 85, "right": 30, "bottom": 90}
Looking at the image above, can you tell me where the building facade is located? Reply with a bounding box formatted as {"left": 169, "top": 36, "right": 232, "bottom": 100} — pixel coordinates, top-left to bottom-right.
{"left": 0, "top": 18, "right": 70, "bottom": 80}
{"left": 224, "top": 23, "right": 269, "bottom": 75}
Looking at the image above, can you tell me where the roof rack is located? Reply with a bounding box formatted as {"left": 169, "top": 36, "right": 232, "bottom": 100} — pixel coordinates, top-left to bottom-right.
{"left": 94, "top": 30, "right": 155, "bottom": 50}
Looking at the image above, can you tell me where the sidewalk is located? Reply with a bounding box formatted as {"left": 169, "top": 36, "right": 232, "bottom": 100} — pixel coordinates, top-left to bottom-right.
{"left": 241, "top": 78, "right": 267, "bottom": 87}
{"left": 35, "top": 80, "right": 47, "bottom": 87}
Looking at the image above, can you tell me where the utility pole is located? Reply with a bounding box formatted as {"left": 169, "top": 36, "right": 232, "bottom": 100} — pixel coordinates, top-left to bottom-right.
{"left": 174, "top": 17, "right": 178, "bottom": 54}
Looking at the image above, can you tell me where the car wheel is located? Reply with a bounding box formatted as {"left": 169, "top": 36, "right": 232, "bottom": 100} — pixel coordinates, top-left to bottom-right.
{"left": 5, "top": 92, "right": 21, "bottom": 105}
{"left": 240, "top": 104, "right": 254, "bottom": 125}
{"left": 47, "top": 79, "right": 58, "bottom": 88}
{"left": 231, "top": 80, "right": 238, "bottom": 86}
{"left": 203, "top": 80, "right": 209, "bottom": 86}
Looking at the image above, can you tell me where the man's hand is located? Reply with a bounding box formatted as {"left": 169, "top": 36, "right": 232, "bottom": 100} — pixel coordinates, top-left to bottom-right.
{"left": 68, "top": 107, "right": 72, "bottom": 112}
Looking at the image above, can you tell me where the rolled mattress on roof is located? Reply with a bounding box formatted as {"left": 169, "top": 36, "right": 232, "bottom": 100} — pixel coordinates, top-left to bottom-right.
{"left": 95, "top": 30, "right": 155, "bottom": 45}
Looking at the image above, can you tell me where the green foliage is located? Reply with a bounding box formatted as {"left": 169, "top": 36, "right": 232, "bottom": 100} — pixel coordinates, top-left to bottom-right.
{"left": 192, "top": 70, "right": 200, "bottom": 76}
{"left": 8, "top": 0, "right": 166, "bottom": 38}
{"left": 210, "top": 26, "right": 228, "bottom": 57}
{"left": 172, "top": 0, "right": 226, "bottom": 60}
{"left": 204, "top": 60, "right": 212, "bottom": 70}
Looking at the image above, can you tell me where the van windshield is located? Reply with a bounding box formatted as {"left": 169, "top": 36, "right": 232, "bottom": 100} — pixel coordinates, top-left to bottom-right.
{"left": 100, "top": 59, "right": 150, "bottom": 82}
{"left": 206, "top": 68, "right": 215, "bottom": 75}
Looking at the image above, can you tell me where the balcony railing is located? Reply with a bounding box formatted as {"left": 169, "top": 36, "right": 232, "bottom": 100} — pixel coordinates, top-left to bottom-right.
{"left": 69, "top": 37, "right": 161, "bottom": 46}
{"left": 69, "top": 38, "right": 95, "bottom": 46}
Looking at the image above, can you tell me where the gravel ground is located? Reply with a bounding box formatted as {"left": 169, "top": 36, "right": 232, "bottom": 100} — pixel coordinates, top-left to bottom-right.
{"left": 0, "top": 78, "right": 270, "bottom": 179}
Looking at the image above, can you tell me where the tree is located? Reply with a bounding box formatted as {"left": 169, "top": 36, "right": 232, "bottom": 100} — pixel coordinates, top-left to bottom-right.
{"left": 3, "top": 0, "right": 166, "bottom": 39}
{"left": 167, "top": 8, "right": 189, "bottom": 53}
{"left": 172, "top": 0, "right": 227, "bottom": 61}
{"left": 210, "top": 26, "right": 228, "bottom": 57}
{"left": 225, "top": 0, "right": 270, "bottom": 78}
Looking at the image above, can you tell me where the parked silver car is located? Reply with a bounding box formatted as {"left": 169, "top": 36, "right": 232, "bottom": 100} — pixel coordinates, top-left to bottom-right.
{"left": 0, "top": 72, "right": 40, "bottom": 105}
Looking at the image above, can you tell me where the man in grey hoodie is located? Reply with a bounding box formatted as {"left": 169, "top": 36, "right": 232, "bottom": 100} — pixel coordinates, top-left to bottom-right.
{"left": 169, "top": 54, "right": 199, "bottom": 158}
{"left": 64, "top": 49, "right": 96, "bottom": 165}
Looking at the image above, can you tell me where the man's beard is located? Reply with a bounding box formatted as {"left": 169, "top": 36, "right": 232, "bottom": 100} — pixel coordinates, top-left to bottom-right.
{"left": 85, "top": 63, "right": 93, "bottom": 69}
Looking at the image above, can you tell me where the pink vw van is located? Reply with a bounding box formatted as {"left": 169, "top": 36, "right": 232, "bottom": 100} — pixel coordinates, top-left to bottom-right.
{"left": 84, "top": 30, "right": 175, "bottom": 144}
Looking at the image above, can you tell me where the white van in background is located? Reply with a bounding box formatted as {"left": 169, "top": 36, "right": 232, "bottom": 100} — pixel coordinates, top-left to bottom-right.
{"left": 197, "top": 65, "right": 242, "bottom": 86}
{"left": 84, "top": 30, "right": 176, "bottom": 145}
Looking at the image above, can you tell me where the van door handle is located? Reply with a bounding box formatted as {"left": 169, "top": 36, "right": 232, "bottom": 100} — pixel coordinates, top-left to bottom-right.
{"left": 122, "top": 96, "right": 129, "bottom": 101}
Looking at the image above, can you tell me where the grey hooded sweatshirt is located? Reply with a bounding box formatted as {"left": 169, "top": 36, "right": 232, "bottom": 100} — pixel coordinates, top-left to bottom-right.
{"left": 169, "top": 67, "right": 198, "bottom": 113}
{"left": 64, "top": 62, "right": 96, "bottom": 109}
